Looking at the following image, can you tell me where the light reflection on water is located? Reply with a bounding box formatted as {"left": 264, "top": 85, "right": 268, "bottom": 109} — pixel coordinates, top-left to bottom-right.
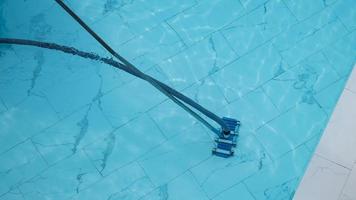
{"left": 0, "top": 0, "right": 355, "bottom": 199}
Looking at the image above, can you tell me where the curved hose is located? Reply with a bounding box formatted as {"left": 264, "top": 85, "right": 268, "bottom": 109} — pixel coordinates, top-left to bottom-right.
{"left": 53, "top": 0, "right": 230, "bottom": 133}
{"left": 0, "top": 38, "right": 225, "bottom": 134}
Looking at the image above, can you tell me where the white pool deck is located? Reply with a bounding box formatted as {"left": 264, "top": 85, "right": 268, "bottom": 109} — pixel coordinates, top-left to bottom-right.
{"left": 294, "top": 66, "right": 356, "bottom": 200}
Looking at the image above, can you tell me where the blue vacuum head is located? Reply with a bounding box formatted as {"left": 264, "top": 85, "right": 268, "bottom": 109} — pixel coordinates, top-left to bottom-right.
{"left": 212, "top": 117, "right": 240, "bottom": 158}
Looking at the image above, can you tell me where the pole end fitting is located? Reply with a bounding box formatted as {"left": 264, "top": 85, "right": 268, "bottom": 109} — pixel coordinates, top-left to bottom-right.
{"left": 212, "top": 117, "right": 241, "bottom": 158}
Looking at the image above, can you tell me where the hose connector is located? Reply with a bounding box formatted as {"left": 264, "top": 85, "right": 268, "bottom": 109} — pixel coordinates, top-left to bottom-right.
{"left": 212, "top": 117, "right": 240, "bottom": 158}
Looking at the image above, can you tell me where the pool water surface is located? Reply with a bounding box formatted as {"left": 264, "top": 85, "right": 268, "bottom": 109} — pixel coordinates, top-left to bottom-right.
{"left": 0, "top": 0, "right": 355, "bottom": 199}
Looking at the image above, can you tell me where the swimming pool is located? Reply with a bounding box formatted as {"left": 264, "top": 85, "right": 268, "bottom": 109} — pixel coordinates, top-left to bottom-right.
{"left": 0, "top": 0, "right": 355, "bottom": 199}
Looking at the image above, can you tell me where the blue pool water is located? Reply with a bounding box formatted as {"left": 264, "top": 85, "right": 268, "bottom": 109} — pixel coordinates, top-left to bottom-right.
{"left": 0, "top": 0, "right": 355, "bottom": 199}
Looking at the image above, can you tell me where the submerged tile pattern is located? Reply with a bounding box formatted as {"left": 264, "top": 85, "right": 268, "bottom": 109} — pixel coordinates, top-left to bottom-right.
{"left": 294, "top": 67, "right": 356, "bottom": 200}
{"left": 0, "top": 0, "right": 355, "bottom": 199}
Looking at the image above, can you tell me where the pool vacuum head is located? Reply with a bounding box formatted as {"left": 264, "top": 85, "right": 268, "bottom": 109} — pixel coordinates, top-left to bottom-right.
{"left": 212, "top": 117, "right": 240, "bottom": 158}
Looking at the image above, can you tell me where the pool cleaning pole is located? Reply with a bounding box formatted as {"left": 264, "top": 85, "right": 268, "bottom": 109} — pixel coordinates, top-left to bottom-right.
{"left": 53, "top": 0, "right": 241, "bottom": 157}
{"left": 0, "top": 38, "right": 228, "bottom": 136}
{"left": 0, "top": 1, "right": 241, "bottom": 157}
{"left": 53, "top": 0, "right": 232, "bottom": 135}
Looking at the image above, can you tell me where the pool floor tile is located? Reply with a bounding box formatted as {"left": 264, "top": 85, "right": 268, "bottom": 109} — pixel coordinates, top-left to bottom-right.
{"left": 190, "top": 133, "right": 271, "bottom": 198}
{"left": 0, "top": 47, "right": 24, "bottom": 72}
{"left": 68, "top": 162, "right": 155, "bottom": 200}
{"left": 322, "top": 31, "right": 356, "bottom": 77}
{"left": 99, "top": 78, "right": 165, "bottom": 127}
{"left": 42, "top": 64, "right": 102, "bottom": 118}
{"left": 140, "top": 0, "right": 198, "bottom": 22}
{"left": 0, "top": 188, "right": 24, "bottom": 200}
{"left": 0, "top": 140, "right": 48, "bottom": 196}
{"left": 31, "top": 104, "right": 113, "bottom": 165}
{"left": 148, "top": 100, "right": 198, "bottom": 139}
{"left": 182, "top": 77, "right": 229, "bottom": 116}
{"left": 18, "top": 151, "right": 101, "bottom": 200}
{"left": 213, "top": 183, "right": 255, "bottom": 200}
{"left": 63, "top": 0, "right": 109, "bottom": 24}
{"left": 263, "top": 52, "right": 341, "bottom": 112}
{"left": 284, "top": 0, "right": 326, "bottom": 21}
{"left": 278, "top": 18, "right": 348, "bottom": 66}
{"left": 272, "top": 6, "right": 339, "bottom": 52}
{"left": 256, "top": 103, "right": 327, "bottom": 160}
{"left": 138, "top": 123, "right": 212, "bottom": 186}
{"left": 315, "top": 77, "right": 348, "bottom": 116}
{"left": 158, "top": 31, "right": 237, "bottom": 90}
{"left": 83, "top": 114, "right": 166, "bottom": 176}
{"left": 222, "top": 88, "right": 280, "bottom": 131}
{"left": 239, "top": 0, "right": 268, "bottom": 12}
{"left": 332, "top": 0, "right": 356, "bottom": 31}
{"left": 212, "top": 42, "right": 284, "bottom": 102}
{"left": 220, "top": 9, "right": 266, "bottom": 57}
{"left": 0, "top": 98, "right": 6, "bottom": 114}
{"left": 141, "top": 172, "right": 210, "bottom": 200}
{"left": 304, "top": 133, "right": 323, "bottom": 153}
{"left": 89, "top": 11, "right": 135, "bottom": 50}
{"left": 0, "top": 59, "right": 42, "bottom": 108}
{"left": 221, "top": 0, "right": 297, "bottom": 56}
{"left": 108, "top": 1, "right": 163, "bottom": 35}
{"left": 0, "top": 0, "right": 52, "bottom": 32}
{"left": 97, "top": 63, "right": 135, "bottom": 94}
{"left": 167, "top": 0, "right": 245, "bottom": 45}
{"left": 0, "top": 96, "right": 59, "bottom": 154}
{"left": 244, "top": 146, "right": 311, "bottom": 200}
{"left": 118, "top": 22, "right": 187, "bottom": 71}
